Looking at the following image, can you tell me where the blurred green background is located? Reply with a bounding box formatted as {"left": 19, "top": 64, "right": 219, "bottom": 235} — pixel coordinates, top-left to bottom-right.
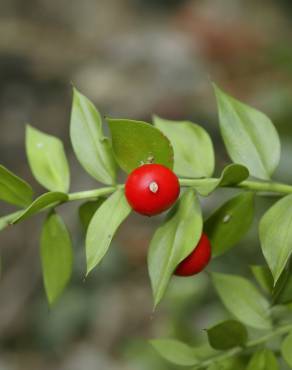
{"left": 1, "top": 0, "right": 292, "bottom": 369}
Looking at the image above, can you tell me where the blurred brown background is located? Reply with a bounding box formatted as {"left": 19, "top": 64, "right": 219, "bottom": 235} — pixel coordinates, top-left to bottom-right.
{"left": 1, "top": 0, "right": 292, "bottom": 369}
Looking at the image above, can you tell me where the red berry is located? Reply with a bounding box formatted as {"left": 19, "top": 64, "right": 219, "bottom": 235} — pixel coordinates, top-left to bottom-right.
{"left": 125, "top": 164, "right": 180, "bottom": 216}
{"left": 174, "top": 233, "right": 211, "bottom": 276}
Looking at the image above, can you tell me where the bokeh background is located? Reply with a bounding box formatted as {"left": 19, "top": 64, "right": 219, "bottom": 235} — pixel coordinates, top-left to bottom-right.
{"left": 1, "top": 0, "right": 292, "bottom": 369}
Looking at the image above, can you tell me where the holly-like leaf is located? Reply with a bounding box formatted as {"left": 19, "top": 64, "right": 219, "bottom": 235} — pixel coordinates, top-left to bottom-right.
{"left": 0, "top": 211, "right": 23, "bottom": 231}
{"left": 281, "top": 332, "right": 292, "bottom": 367}
{"left": 107, "top": 118, "right": 174, "bottom": 173}
{"left": 12, "top": 192, "right": 68, "bottom": 224}
{"left": 70, "top": 88, "right": 116, "bottom": 185}
{"left": 26, "top": 125, "right": 70, "bottom": 192}
{"left": 86, "top": 189, "right": 131, "bottom": 275}
{"left": 206, "top": 320, "right": 248, "bottom": 350}
{"left": 212, "top": 272, "right": 272, "bottom": 329}
{"left": 0, "top": 165, "right": 33, "bottom": 207}
{"left": 250, "top": 265, "right": 274, "bottom": 294}
{"left": 41, "top": 211, "right": 73, "bottom": 305}
{"left": 213, "top": 84, "right": 281, "bottom": 180}
{"left": 148, "top": 189, "right": 202, "bottom": 307}
{"left": 79, "top": 198, "right": 106, "bottom": 231}
{"left": 246, "top": 349, "right": 279, "bottom": 370}
{"left": 259, "top": 194, "right": 292, "bottom": 284}
{"left": 153, "top": 116, "right": 214, "bottom": 177}
{"left": 204, "top": 192, "right": 255, "bottom": 256}
{"left": 150, "top": 339, "right": 199, "bottom": 366}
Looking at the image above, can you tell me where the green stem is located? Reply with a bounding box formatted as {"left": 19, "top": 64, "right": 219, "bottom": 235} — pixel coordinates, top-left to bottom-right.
{"left": 68, "top": 186, "right": 118, "bottom": 201}
{"left": 193, "top": 323, "right": 292, "bottom": 369}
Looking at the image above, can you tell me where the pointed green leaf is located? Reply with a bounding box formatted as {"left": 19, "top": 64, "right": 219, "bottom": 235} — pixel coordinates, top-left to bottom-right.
{"left": 150, "top": 339, "right": 199, "bottom": 366}
{"left": 86, "top": 189, "right": 131, "bottom": 275}
{"left": 250, "top": 265, "right": 273, "bottom": 294}
{"left": 107, "top": 118, "right": 174, "bottom": 173}
{"left": 259, "top": 194, "right": 292, "bottom": 284}
{"left": 206, "top": 320, "right": 248, "bottom": 350}
{"left": 79, "top": 198, "right": 106, "bottom": 231}
{"left": 274, "top": 273, "right": 292, "bottom": 304}
{"left": 153, "top": 116, "right": 214, "bottom": 177}
{"left": 70, "top": 88, "right": 116, "bottom": 185}
{"left": 0, "top": 165, "right": 33, "bottom": 207}
{"left": 246, "top": 349, "right": 279, "bottom": 370}
{"left": 12, "top": 192, "right": 68, "bottom": 224}
{"left": 148, "top": 189, "right": 202, "bottom": 307}
{"left": 212, "top": 272, "right": 272, "bottom": 329}
{"left": 281, "top": 332, "right": 292, "bottom": 367}
{"left": 26, "top": 125, "right": 70, "bottom": 192}
{"left": 0, "top": 211, "right": 23, "bottom": 231}
{"left": 41, "top": 211, "right": 73, "bottom": 305}
{"left": 213, "top": 84, "right": 280, "bottom": 180}
{"left": 205, "top": 192, "right": 254, "bottom": 256}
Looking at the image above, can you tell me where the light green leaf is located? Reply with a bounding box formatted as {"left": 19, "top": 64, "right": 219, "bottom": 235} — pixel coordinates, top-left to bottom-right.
{"left": 12, "top": 192, "right": 68, "bottom": 224}
{"left": 189, "top": 164, "right": 249, "bottom": 196}
{"left": 206, "top": 320, "right": 248, "bottom": 350}
{"left": 107, "top": 118, "right": 174, "bottom": 173}
{"left": 281, "top": 332, "right": 292, "bottom": 367}
{"left": 153, "top": 116, "right": 214, "bottom": 177}
{"left": 0, "top": 211, "right": 23, "bottom": 231}
{"left": 259, "top": 194, "right": 292, "bottom": 284}
{"left": 212, "top": 272, "right": 272, "bottom": 329}
{"left": 150, "top": 339, "right": 199, "bottom": 366}
{"left": 246, "top": 349, "right": 279, "bottom": 370}
{"left": 213, "top": 84, "right": 281, "bottom": 180}
{"left": 41, "top": 211, "right": 73, "bottom": 305}
{"left": 70, "top": 88, "right": 116, "bottom": 185}
{"left": 250, "top": 265, "right": 273, "bottom": 294}
{"left": 79, "top": 198, "right": 106, "bottom": 231}
{"left": 204, "top": 192, "right": 254, "bottom": 256}
{"left": 86, "top": 189, "right": 131, "bottom": 275}
{"left": 148, "top": 189, "right": 202, "bottom": 307}
{"left": 0, "top": 165, "right": 33, "bottom": 207}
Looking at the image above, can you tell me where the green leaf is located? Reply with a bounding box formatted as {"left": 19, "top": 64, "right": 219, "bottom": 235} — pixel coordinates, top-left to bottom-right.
{"left": 70, "top": 88, "right": 116, "bottom": 185}
{"left": 204, "top": 192, "right": 254, "bottom": 256}
{"left": 0, "top": 165, "right": 33, "bottom": 207}
{"left": 41, "top": 211, "right": 73, "bottom": 305}
{"left": 148, "top": 189, "right": 202, "bottom": 307}
{"left": 107, "top": 118, "right": 174, "bottom": 173}
{"left": 86, "top": 189, "right": 131, "bottom": 275}
{"left": 207, "top": 356, "right": 246, "bottom": 370}
{"left": 246, "top": 349, "right": 279, "bottom": 370}
{"left": 213, "top": 84, "right": 281, "bottom": 180}
{"left": 150, "top": 339, "right": 199, "bottom": 366}
{"left": 250, "top": 265, "right": 273, "bottom": 294}
{"left": 0, "top": 211, "right": 23, "bottom": 231}
{"left": 274, "top": 273, "right": 292, "bottom": 304}
{"left": 26, "top": 125, "right": 70, "bottom": 192}
{"left": 12, "top": 192, "right": 68, "bottom": 224}
{"left": 191, "top": 164, "right": 249, "bottom": 196}
{"left": 212, "top": 272, "right": 272, "bottom": 329}
{"left": 259, "top": 194, "right": 292, "bottom": 284}
{"left": 153, "top": 116, "right": 214, "bottom": 177}
{"left": 281, "top": 332, "right": 292, "bottom": 367}
{"left": 79, "top": 198, "right": 106, "bottom": 231}
{"left": 206, "top": 320, "right": 248, "bottom": 350}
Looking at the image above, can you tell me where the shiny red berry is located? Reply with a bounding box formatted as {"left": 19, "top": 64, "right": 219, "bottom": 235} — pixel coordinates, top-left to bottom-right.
{"left": 174, "top": 233, "right": 212, "bottom": 276}
{"left": 125, "top": 164, "right": 180, "bottom": 216}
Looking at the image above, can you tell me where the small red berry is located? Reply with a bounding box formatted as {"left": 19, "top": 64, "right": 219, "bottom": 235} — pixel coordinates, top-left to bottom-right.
{"left": 125, "top": 164, "right": 180, "bottom": 216}
{"left": 174, "top": 233, "right": 212, "bottom": 276}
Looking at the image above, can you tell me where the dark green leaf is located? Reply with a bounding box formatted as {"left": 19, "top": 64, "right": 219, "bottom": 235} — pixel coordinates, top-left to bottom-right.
{"left": 259, "top": 194, "right": 292, "bottom": 284}
{"left": 250, "top": 265, "right": 273, "bottom": 294}
{"left": 212, "top": 272, "right": 272, "bottom": 329}
{"left": 153, "top": 116, "right": 214, "bottom": 177}
{"left": 0, "top": 211, "right": 23, "bottom": 231}
{"left": 281, "top": 332, "right": 292, "bottom": 367}
{"left": 79, "top": 198, "right": 106, "bottom": 231}
{"left": 274, "top": 273, "right": 292, "bottom": 304}
{"left": 213, "top": 84, "right": 280, "bottom": 180}
{"left": 246, "top": 349, "right": 279, "bottom": 370}
{"left": 107, "top": 118, "right": 174, "bottom": 173}
{"left": 207, "top": 356, "right": 246, "bottom": 370}
{"left": 41, "top": 211, "right": 73, "bottom": 305}
{"left": 206, "top": 320, "right": 248, "bottom": 350}
{"left": 150, "top": 339, "right": 199, "bottom": 366}
{"left": 204, "top": 192, "right": 254, "bottom": 256}
{"left": 70, "top": 88, "right": 116, "bottom": 185}
{"left": 12, "top": 192, "right": 68, "bottom": 224}
{"left": 86, "top": 189, "right": 131, "bottom": 275}
{"left": 148, "top": 189, "right": 202, "bottom": 307}
{"left": 0, "top": 165, "right": 33, "bottom": 207}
